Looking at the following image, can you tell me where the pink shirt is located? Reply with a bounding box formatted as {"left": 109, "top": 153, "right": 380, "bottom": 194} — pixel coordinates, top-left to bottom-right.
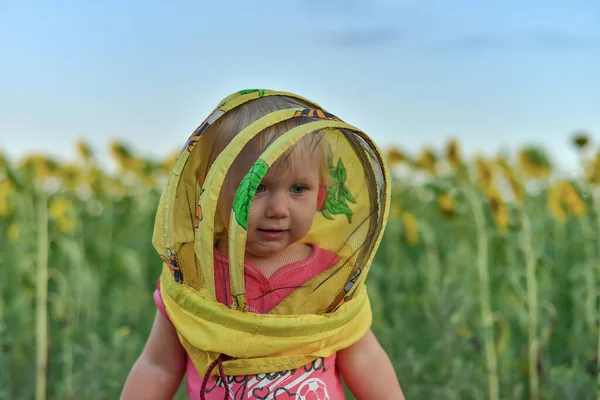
{"left": 154, "top": 244, "right": 346, "bottom": 399}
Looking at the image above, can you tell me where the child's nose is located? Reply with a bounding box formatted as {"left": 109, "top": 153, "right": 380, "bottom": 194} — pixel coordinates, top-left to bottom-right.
{"left": 265, "top": 192, "right": 289, "bottom": 218}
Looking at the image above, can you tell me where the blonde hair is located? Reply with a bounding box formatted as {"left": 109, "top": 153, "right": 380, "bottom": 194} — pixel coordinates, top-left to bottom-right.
{"left": 194, "top": 95, "right": 331, "bottom": 238}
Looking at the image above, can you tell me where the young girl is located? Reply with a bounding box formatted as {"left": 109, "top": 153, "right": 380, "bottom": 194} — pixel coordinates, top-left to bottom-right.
{"left": 121, "top": 90, "right": 405, "bottom": 399}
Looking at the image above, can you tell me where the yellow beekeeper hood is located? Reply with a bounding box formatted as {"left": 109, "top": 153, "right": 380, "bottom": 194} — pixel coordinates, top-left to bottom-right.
{"left": 152, "top": 89, "right": 391, "bottom": 377}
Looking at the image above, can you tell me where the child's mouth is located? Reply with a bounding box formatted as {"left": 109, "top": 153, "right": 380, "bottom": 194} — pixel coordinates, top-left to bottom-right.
{"left": 258, "top": 229, "right": 286, "bottom": 239}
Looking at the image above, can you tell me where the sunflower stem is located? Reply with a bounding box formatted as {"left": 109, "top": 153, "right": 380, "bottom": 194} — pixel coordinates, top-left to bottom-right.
{"left": 463, "top": 187, "right": 499, "bottom": 400}
{"left": 520, "top": 209, "right": 539, "bottom": 400}
{"left": 35, "top": 191, "right": 49, "bottom": 400}
{"left": 590, "top": 193, "right": 600, "bottom": 400}
{"left": 578, "top": 217, "right": 597, "bottom": 337}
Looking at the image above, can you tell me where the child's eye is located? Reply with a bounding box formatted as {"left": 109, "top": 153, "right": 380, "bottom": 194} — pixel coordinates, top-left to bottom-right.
{"left": 256, "top": 184, "right": 265, "bottom": 193}
{"left": 291, "top": 185, "right": 306, "bottom": 195}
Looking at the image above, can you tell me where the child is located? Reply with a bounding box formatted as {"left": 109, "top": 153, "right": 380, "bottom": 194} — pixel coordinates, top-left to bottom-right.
{"left": 121, "top": 90, "right": 405, "bottom": 399}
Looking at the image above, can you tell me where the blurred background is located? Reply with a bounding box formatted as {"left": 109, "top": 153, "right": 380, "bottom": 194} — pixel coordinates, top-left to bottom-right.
{"left": 1, "top": 1, "right": 600, "bottom": 399}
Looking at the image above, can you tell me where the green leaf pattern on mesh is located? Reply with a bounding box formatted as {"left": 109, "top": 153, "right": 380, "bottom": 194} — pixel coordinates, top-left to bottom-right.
{"left": 233, "top": 159, "right": 269, "bottom": 230}
{"left": 321, "top": 146, "right": 355, "bottom": 223}
{"left": 238, "top": 89, "right": 266, "bottom": 97}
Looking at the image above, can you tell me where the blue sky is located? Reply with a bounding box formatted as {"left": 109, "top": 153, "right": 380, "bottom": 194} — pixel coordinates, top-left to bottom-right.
{"left": 1, "top": 0, "right": 599, "bottom": 173}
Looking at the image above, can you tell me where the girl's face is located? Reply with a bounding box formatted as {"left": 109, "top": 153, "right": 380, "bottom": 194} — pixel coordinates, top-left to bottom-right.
{"left": 217, "top": 143, "right": 321, "bottom": 261}
{"left": 245, "top": 148, "right": 320, "bottom": 260}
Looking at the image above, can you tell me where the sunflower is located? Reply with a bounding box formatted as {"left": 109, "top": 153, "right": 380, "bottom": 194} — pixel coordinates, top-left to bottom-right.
{"left": 416, "top": 148, "right": 437, "bottom": 176}
{"left": 110, "top": 141, "right": 140, "bottom": 173}
{"left": 547, "top": 180, "right": 587, "bottom": 222}
{"left": 18, "top": 154, "right": 59, "bottom": 180}
{"left": 445, "top": 139, "right": 463, "bottom": 170}
{"left": 518, "top": 147, "right": 552, "bottom": 179}
{"left": 390, "top": 201, "right": 403, "bottom": 220}
{"left": 586, "top": 150, "right": 600, "bottom": 185}
{"left": 561, "top": 182, "right": 587, "bottom": 217}
{"left": 386, "top": 147, "right": 408, "bottom": 166}
{"left": 76, "top": 139, "right": 94, "bottom": 162}
{"left": 109, "top": 141, "right": 133, "bottom": 159}
{"left": 484, "top": 185, "right": 509, "bottom": 231}
{"left": 0, "top": 179, "right": 14, "bottom": 216}
{"left": 49, "top": 198, "right": 75, "bottom": 233}
{"left": 475, "top": 156, "right": 494, "bottom": 190}
{"left": 116, "top": 326, "right": 131, "bottom": 337}
{"left": 456, "top": 325, "right": 471, "bottom": 339}
{"left": 58, "top": 163, "right": 82, "bottom": 190}
{"left": 548, "top": 183, "right": 567, "bottom": 222}
{"left": 38, "top": 157, "right": 59, "bottom": 177}
{"left": 49, "top": 198, "right": 71, "bottom": 220}
{"left": 572, "top": 130, "right": 590, "bottom": 150}
{"left": 401, "top": 211, "right": 419, "bottom": 245}
{"left": 495, "top": 157, "right": 525, "bottom": 204}
{"left": 87, "top": 166, "right": 107, "bottom": 193}
{"left": 7, "top": 223, "right": 19, "bottom": 241}
{"left": 437, "top": 193, "right": 455, "bottom": 218}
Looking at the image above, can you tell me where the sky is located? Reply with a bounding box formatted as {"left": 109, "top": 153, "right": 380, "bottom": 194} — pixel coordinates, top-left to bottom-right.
{"left": 1, "top": 0, "right": 599, "bottom": 174}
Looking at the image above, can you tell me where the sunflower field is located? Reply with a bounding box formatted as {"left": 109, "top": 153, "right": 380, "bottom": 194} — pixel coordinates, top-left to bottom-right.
{"left": 2, "top": 133, "right": 600, "bottom": 399}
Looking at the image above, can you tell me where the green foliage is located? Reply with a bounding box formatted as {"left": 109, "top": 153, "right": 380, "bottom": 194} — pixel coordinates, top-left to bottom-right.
{"left": 3, "top": 143, "right": 600, "bottom": 399}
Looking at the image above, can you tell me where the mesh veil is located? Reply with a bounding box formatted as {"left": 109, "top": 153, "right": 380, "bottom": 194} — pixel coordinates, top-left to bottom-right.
{"left": 152, "top": 89, "right": 390, "bottom": 376}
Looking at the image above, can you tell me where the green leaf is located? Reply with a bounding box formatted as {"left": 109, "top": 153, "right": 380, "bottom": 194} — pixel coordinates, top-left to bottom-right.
{"left": 341, "top": 186, "right": 356, "bottom": 204}
{"left": 330, "top": 200, "right": 352, "bottom": 215}
{"left": 321, "top": 208, "right": 333, "bottom": 220}
{"left": 238, "top": 89, "right": 265, "bottom": 97}
{"left": 326, "top": 189, "right": 337, "bottom": 202}
{"left": 336, "top": 159, "right": 347, "bottom": 182}
{"left": 232, "top": 159, "right": 269, "bottom": 230}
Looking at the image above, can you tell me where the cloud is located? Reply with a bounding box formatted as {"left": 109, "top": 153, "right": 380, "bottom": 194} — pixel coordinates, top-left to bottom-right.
{"left": 533, "top": 31, "right": 600, "bottom": 49}
{"left": 299, "top": 1, "right": 600, "bottom": 51}
{"left": 326, "top": 26, "right": 401, "bottom": 48}
{"left": 299, "top": 0, "right": 375, "bottom": 17}
{"left": 444, "top": 33, "right": 511, "bottom": 50}
{"left": 436, "top": 31, "right": 600, "bottom": 51}
{"left": 297, "top": 0, "right": 403, "bottom": 48}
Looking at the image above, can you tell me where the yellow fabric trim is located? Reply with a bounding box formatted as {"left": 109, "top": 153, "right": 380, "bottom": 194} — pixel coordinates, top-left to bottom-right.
{"left": 339, "top": 132, "right": 391, "bottom": 299}
{"left": 219, "top": 90, "right": 326, "bottom": 115}
{"left": 160, "top": 266, "right": 372, "bottom": 376}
